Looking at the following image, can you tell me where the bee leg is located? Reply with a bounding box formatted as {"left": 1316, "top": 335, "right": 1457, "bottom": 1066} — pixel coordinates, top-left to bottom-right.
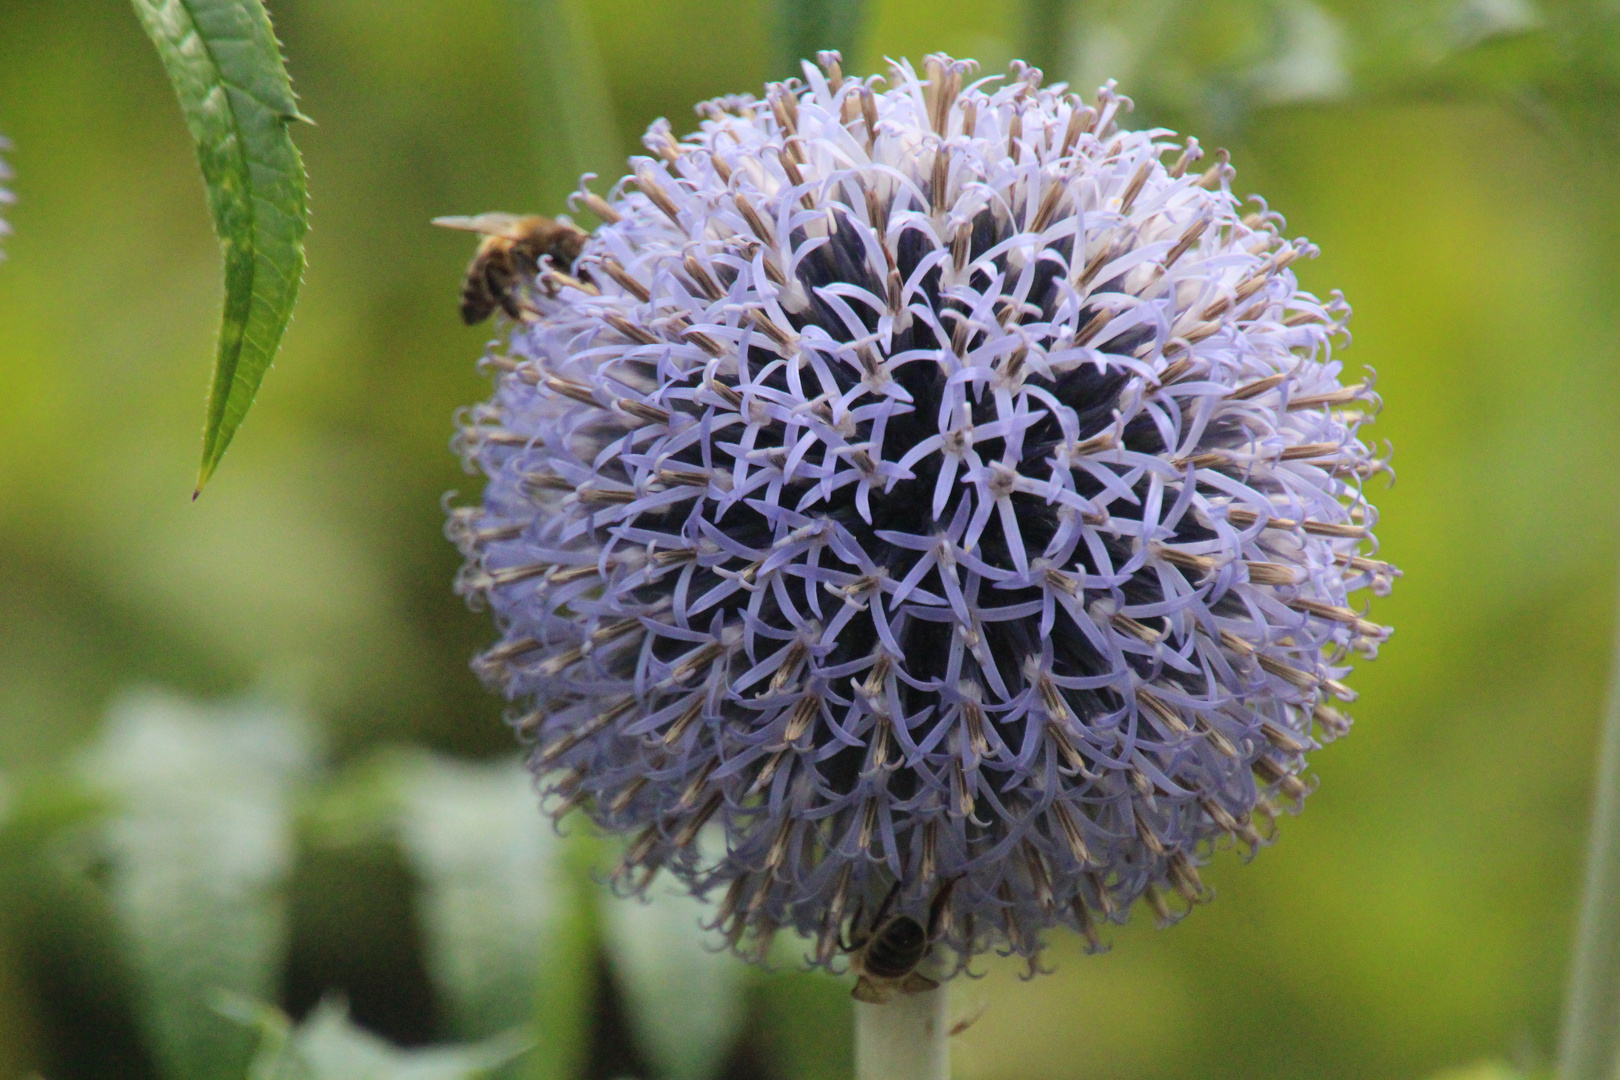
{"left": 494, "top": 268, "right": 525, "bottom": 320}
{"left": 852, "top": 976, "right": 892, "bottom": 1004}
{"left": 869, "top": 877, "right": 904, "bottom": 928}
{"left": 926, "top": 875, "right": 964, "bottom": 940}
{"left": 840, "top": 897, "right": 867, "bottom": 953}
{"left": 949, "top": 1000, "right": 990, "bottom": 1036}
{"left": 898, "top": 972, "right": 940, "bottom": 995}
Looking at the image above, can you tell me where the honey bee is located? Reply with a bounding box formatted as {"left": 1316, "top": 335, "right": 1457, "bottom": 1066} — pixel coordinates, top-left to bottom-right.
{"left": 842, "top": 877, "right": 960, "bottom": 1003}
{"left": 432, "top": 212, "right": 588, "bottom": 325}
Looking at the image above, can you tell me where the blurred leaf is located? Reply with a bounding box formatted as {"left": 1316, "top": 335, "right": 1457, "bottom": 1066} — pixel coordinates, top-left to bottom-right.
{"left": 508, "top": 0, "right": 621, "bottom": 209}
{"left": 1059, "top": 0, "right": 1352, "bottom": 131}
{"left": 528, "top": 830, "right": 601, "bottom": 1080}
{"left": 78, "top": 689, "right": 315, "bottom": 1080}
{"left": 395, "top": 754, "right": 564, "bottom": 1037}
{"left": 0, "top": 771, "right": 106, "bottom": 852}
{"left": 1041, "top": 0, "right": 1620, "bottom": 141}
{"left": 217, "top": 994, "right": 299, "bottom": 1080}
{"left": 127, "top": 0, "right": 310, "bottom": 493}
{"left": 1557, "top": 581, "right": 1620, "bottom": 1080}
{"left": 600, "top": 884, "right": 747, "bottom": 1080}
{"left": 772, "top": 0, "right": 866, "bottom": 79}
{"left": 1246, "top": 0, "right": 1350, "bottom": 106}
{"left": 229, "top": 995, "right": 528, "bottom": 1080}
{"left": 393, "top": 753, "right": 594, "bottom": 1080}
{"left": 0, "top": 834, "right": 157, "bottom": 1080}
{"left": 298, "top": 748, "right": 415, "bottom": 851}
{"left": 1451, "top": 0, "right": 1543, "bottom": 50}
{"left": 1426, "top": 1062, "right": 1538, "bottom": 1080}
{"left": 755, "top": 969, "right": 852, "bottom": 1080}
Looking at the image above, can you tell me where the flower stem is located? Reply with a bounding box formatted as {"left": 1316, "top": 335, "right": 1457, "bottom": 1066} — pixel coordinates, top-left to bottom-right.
{"left": 1557, "top": 581, "right": 1620, "bottom": 1080}
{"left": 854, "top": 987, "right": 949, "bottom": 1080}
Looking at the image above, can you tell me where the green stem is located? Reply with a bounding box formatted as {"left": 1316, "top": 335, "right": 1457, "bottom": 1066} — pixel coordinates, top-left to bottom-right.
{"left": 1020, "top": 0, "right": 1070, "bottom": 80}
{"left": 510, "top": 0, "right": 620, "bottom": 208}
{"left": 1557, "top": 578, "right": 1620, "bottom": 1080}
{"left": 854, "top": 986, "right": 948, "bottom": 1080}
{"left": 771, "top": 0, "right": 865, "bottom": 81}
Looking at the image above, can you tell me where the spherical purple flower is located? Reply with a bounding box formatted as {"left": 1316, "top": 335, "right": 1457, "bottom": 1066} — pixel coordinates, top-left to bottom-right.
{"left": 449, "top": 54, "right": 1396, "bottom": 974}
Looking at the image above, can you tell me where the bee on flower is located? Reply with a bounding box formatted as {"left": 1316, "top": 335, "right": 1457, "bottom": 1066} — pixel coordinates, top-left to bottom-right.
{"left": 448, "top": 52, "right": 1396, "bottom": 980}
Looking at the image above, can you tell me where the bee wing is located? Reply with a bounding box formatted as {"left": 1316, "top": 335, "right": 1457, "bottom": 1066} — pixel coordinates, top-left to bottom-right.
{"left": 898, "top": 972, "right": 940, "bottom": 995}
{"left": 431, "top": 213, "right": 539, "bottom": 239}
{"left": 851, "top": 976, "right": 892, "bottom": 1004}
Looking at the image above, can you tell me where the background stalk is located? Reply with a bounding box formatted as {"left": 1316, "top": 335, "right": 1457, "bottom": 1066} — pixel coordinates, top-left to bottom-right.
{"left": 1556, "top": 576, "right": 1620, "bottom": 1080}
{"left": 854, "top": 987, "right": 948, "bottom": 1080}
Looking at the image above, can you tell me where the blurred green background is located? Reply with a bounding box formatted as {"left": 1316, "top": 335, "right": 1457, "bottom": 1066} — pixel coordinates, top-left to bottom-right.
{"left": 1, "top": 0, "right": 1618, "bottom": 1078}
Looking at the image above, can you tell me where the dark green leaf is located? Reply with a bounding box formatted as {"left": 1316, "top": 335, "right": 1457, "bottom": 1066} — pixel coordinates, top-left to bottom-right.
{"left": 128, "top": 0, "right": 309, "bottom": 494}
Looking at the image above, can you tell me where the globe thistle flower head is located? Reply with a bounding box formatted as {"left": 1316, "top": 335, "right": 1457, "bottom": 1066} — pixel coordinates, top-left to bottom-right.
{"left": 450, "top": 53, "right": 1396, "bottom": 976}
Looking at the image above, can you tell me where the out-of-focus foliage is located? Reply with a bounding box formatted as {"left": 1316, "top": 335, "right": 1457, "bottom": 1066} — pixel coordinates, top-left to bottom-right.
{"left": 79, "top": 691, "right": 313, "bottom": 1080}
{"left": 1, "top": 0, "right": 1619, "bottom": 1078}
{"left": 392, "top": 754, "right": 569, "bottom": 1040}
{"left": 1425, "top": 1063, "right": 1539, "bottom": 1080}
{"left": 1030, "top": 0, "right": 1620, "bottom": 141}
{"left": 1, "top": 692, "right": 755, "bottom": 1080}
{"left": 128, "top": 0, "right": 310, "bottom": 492}
{"left": 601, "top": 885, "right": 748, "bottom": 1080}
{"left": 391, "top": 752, "right": 598, "bottom": 1080}
{"left": 228, "top": 996, "right": 528, "bottom": 1080}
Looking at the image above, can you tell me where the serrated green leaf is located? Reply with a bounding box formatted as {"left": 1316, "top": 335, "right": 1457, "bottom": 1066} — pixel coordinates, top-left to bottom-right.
{"left": 79, "top": 689, "right": 315, "bottom": 1080}
{"left": 128, "top": 0, "right": 309, "bottom": 494}
{"left": 772, "top": 0, "right": 866, "bottom": 80}
{"left": 600, "top": 884, "right": 747, "bottom": 1080}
